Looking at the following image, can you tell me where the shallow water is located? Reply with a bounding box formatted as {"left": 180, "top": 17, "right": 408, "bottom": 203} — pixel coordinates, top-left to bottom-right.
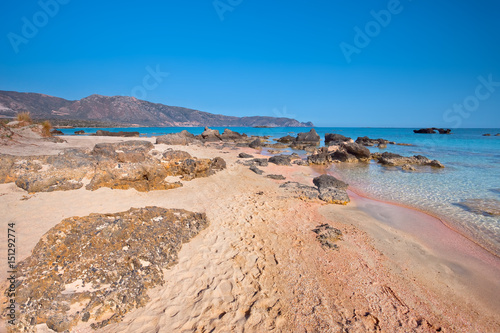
{"left": 61, "top": 126, "right": 500, "bottom": 256}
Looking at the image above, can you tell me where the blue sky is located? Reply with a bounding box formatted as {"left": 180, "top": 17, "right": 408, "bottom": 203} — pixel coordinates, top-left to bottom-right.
{"left": 1, "top": 0, "right": 499, "bottom": 127}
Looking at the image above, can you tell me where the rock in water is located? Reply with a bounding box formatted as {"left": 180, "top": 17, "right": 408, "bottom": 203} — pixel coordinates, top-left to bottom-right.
{"left": 325, "top": 133, "right": 352, "bottom": 145}
{"left": 457, "top": 199, "right": 500, "bottom": 216}
{"left": 6, "top": 207, "right": 209, "bottom": 332}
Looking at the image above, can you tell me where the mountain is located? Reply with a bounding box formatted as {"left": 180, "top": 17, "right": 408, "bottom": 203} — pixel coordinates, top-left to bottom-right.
{"left": 0, "top": 91, "right": 313, "bottom": 127}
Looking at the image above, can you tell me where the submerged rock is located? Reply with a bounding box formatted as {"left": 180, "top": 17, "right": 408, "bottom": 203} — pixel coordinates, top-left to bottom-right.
{"left": 7, "top": 207, "right": 208, "bottom": 332}
{"left": 374, "top": 152, "right": 444, "bottom": 168}
{"left": 457, "top": 199, "right": 500, "bottom": 216}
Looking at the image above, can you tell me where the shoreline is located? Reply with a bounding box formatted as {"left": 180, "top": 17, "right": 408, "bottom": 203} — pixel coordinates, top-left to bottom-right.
{"left": 322, "top": 164, "right": 500, "bottom": 260}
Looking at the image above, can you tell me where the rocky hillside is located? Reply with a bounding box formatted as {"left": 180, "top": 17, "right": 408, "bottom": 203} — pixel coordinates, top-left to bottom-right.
{"left": 0, "top": 91, "right": 313, "bottom": 127}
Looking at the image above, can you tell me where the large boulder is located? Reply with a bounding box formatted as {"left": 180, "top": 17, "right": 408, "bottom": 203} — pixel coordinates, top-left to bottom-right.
{"left": 313, "top": 174, "right": 350, "bottom": 205}
{"left": 375, "top": 152, "right": 444, "bottom": 168}
{"left": 269, "top": 155, "right": 292, "bottom": 166}
{"left": 313, "top": 174, "right": 348, "bottom": 190}
{"left": 355, "top": 136, "right": 391, "bottom": 146}
{"left": 156, "top": 130, "right": 197, "bottom": 145}
{"left": 276, "top": 135, "right": 295, "bottom": 144}
{"left": 10, "top": 207, "right": 208, "bottom": 332}
{"left": 325, "top": 133, "right": 352, "bottom": 145}
{"left": 292, "top": 129, "right": 320, "bottom": 149}
{"left": 249, "top": 138, "right": 262, "bottom": 149}
{"left": 413, "top": 128, "right": 451, "bottom": 134}
{"left": 220, "top": 129, "right": 246, "bottom": 141}
{"left": 200, "top": 127, "right": 222, "bottom": 141}
{"left": 341, "top": 142, "right": 371, "bottom": 160}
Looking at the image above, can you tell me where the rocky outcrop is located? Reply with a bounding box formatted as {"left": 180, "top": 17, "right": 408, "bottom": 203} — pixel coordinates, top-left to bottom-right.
{"left": 7, "top": 207, "right": 208, "bottom": 332}
{"left": 325, "top": 133, "right": 352, "bottom": 145}
{"left": 93, "top": 130, "right": 140, "bottom": 137}
{"left": 313, "top": 174, "right": 350, "bottom": 205}
{"left": 220, "top": 129, "right": 247, "bottom": 141}
{"left": 0, "top": 141, "right": 226, "bottom": 193}
{"left": 74, "top": 130, "right": 85, "bottom": 135}
{"left": 269, "top": 155, "right": 292, "bottom": 166}
{"left": 156, "top": 130, "right": 197, "bottom": 145}
{"left": 249, "top": 138, "right": 263, "bottom": 149}
{"left": 355, "top": 136, "right": 393, "bottom": 146}
{"left": 199, "top": 127, "right": 222, "bottom": 142}
{"left": 413, "top": 128, "right": 451, "bottom": 134}
{"left": 291, "top": 129, "right": 320, "bottom": 149}
{"left": 51, "top": 129, "right": 64, "bottom": 135}
{"left": 280, "top": 174, "right": 350, "bottom": 205}
{"left": 341, "top": 143, "right": 371, "bottom": 160}
{"left": 373, "top": 152, "right": 444, "bottom": 168}
{"left": 308, "top": 143, "right": 370, "bottom": 165}
{"left": 276, "top": 135, "right": 295, "bottom": 143}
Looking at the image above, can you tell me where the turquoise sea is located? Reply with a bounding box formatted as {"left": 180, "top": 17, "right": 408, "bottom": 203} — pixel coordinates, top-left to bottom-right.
{"left": 60, "top": 127, "right": 500, "bottom": 256}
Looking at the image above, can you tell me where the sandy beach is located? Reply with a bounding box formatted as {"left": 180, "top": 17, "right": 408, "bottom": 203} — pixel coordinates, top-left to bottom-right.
{"left": 1, "top": 134, "right": 500, "bottom": 332}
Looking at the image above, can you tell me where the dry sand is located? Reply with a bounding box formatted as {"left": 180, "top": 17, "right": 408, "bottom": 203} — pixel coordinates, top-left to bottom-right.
{"left": 1, "top": 136, "right": 500, "bottom": 332}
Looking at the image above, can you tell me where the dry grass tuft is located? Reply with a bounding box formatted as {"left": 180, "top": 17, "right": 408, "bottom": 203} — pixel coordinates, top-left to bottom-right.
{"left": 16, "top": 112, "right": 32, "bottom": 124}
{"left": 41, "top": 120, "right": 52, "bottom": 137}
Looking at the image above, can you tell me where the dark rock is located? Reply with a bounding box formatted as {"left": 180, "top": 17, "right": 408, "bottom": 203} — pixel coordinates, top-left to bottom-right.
{"left": 312, "top": 224, "right": 343, "bottom": 250}
{"left": 7, "top": 207, "right": 208, "bottom": 332}
{"left": 483, "top": 133, "right": 491, "bottom": 136}
{"left": 74, "top": 130, "right": 85, "bottom": 135}
{"left": 266, "top": 174, "right": 286, "bottom": 180}
{"left": 238, "top": 152, "right": 254, "bottom": 158}
{"left": 249, "top": 138, "right": 262, "bottom": 149}
{"left": 220, "top": 129, "right": 246, "bottom": 141}
{"left": 94, "top": 130, "right": 140, "bottom": 137}
{"left": 330, "top": 150, "right": 358, "bottom": 163}
{"left": 156, "top": 130, "right": 197, "bottom": 145}
{"left": 413, "top": 128, "right": 451, "bottom": 134}
{"left": 307, "top": 147, "right": 331, "bottom": 165}
{"left": 355, "top": 136, "right": 390, "bottom": 146}
{"left": 495, "top": 133, "right": 500, "bottom": 136}
{"left": 269, "top": 155, "right": 292, "bottom": 166}
{"left": 295, "top": 129, "right": 320, "bottom": 144}
{"left": 276, "top": 135, "right": 295, "bottom": 143}
{"left": 313, "top": 174, "right": 348, "bottom": 190}
{"left": 325, "top": 133, "right": 351, "bottom": 145}
{"left": 50, "top": 129, "right": 64, "bottom": 135}
{"left": 293, "top": 159, "right": 309, "bottom": 166}
{"left": 253, "top": 158, "right": 269, "bottom": 167}
{"left": 250, "top": 165, "right": 264, "bottom": 175}
{"left": 341, "top": 142, "right": 371, "bottom": 160}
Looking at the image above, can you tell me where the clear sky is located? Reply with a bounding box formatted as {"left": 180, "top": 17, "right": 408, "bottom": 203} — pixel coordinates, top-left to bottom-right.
{"left": 1, "top": 0, "right": 499, "bottom": 127}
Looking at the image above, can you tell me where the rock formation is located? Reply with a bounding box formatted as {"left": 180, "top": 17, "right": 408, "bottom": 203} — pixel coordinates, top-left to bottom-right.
{"left": 7, "top": 207, "right": 208, "bottom": 332}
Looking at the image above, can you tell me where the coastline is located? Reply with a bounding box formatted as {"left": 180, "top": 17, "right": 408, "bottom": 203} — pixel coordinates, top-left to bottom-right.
{"left": 1, "top": 135, "right": 499, "bottom": 331}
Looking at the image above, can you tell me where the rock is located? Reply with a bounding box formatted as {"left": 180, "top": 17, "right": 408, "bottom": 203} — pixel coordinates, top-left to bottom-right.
{"left": 253, "top": 158, "right": 269, "bottom": 167}
{"left": 200, "top": 127, "right": 221, "bottom": 141}
{"left": 401, "top": 164, "right": 416, "bottom": 171}
{"left": 377, "top": 143, "right": 387, "bottom": 149}
{"left": 238, "top": 152, "right": 254, "bottom": 158}
{"left": 8, "top": 207, "right": 208, "bottom": 332}
{"left": 413, "top": 128, "right": 451, "bottom": 134}
{"left": 276, "top": 135, "right": 295, "bottom": 143}
{"left": 495, "top": 133, "right": 500, "bottom": 136}
{"left": 220, "top": 129, "right": 246, "bottom": 141}
{"left": 319, "top": 188, "right": 350, "bottom": 205}
{"left": 264, "top": 142, "right": 289, "bottom": 149}
{"left": 312, "top": 224, "right": 343, "bottom": 250}
{"left": 279, "top": 181, "right": 319, "bottom": 200}
{"left": 483, "top": 133, "right": 491, "bottom": 136}
{"left": 267, "top": 149, "right": 283, "bottom": 154}
{"left": 457, "top": 199, "right": 500, "bottom": 216}
{"left": 93, "top": 130, "right": 140, "bottom": 137}
{"left": 293, "top": 159, "right": 309, "bottom": 166}
{"left": 51, "top": 129, "right": 64, "bottom": 135}
{"left": 313, "top": 174, "right": 350, "bottom": 205}
{"left": 375, "top": 152, "right": 444, "bottom": 168}
{"left": 330, "top": 149, "right": 358, "bottom": 163}
{"left": 325, "top": 133, "right": 352, "bottom": 145}
{"left": 249, "top": 138, "right": 262, "bottom": 149}
{"left": 266, "top": 174, "right": 286, "bottom": 180}
{"left": 74, "top": 130, "right": 85, "bottom": 135}
{"left": 313, "top": 174, "right": 348, "bottom": 190}
{"left": 269, "top": 155, "right": 292, "bottom": 166}
{"left": 307, "top": 147, "right": 331, "bottom": 165}
{"left": 341, "top": 142, "right": 371, "bottom": 160}
{"left": 295, "top": 129, "right": 320, "bottom": 144}
{"left": 355, "top": 136, "right": 390, "bottom": 146}
{"left": 249, "top": 165, "right": 264, "bottom": 175}
{"left": 0, "top": 142, "right": 226, "bottom": 193}
{"left": 156, "top": 130, "right": 197, "bottom": 145}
